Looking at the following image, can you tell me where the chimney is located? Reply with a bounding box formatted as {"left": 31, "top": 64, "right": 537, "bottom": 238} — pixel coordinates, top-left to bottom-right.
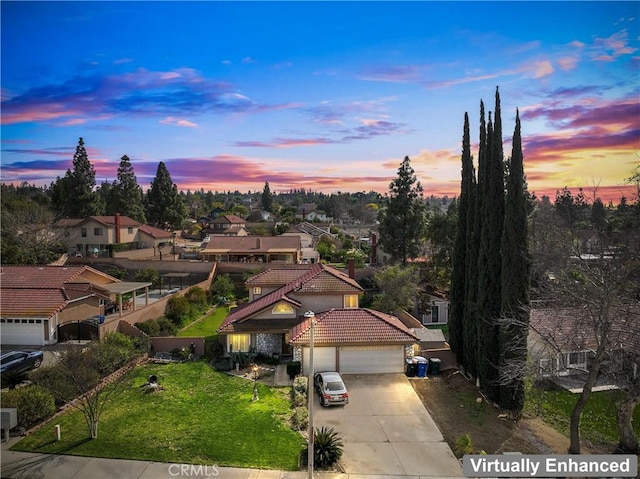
{"left": 115, "top": 213, "right": 121, "bottom": 243}
{"left": 348, "top": 259, "right": 355, "bottom": 279}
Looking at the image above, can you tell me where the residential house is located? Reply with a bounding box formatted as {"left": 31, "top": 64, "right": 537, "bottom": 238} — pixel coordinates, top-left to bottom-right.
{"left": 208, "top": 215, "right": 247, "bottom": 235}
{"left": 529, "top": 306, "right": 640, "bottom": 384}
{"left": 0, "top": 265, "right": 117, "bottom": 345}
{"left": 200, "top": 236, "right": 301, "bottom": 263}
{"left": 287, "top": 222, "right": 337, "bottom": 246}
{"left": 281, "top": 231, "right": 320, "bottom": 264}
{"left": 56, "top": 214, "right": 172, "bottom": 257}
{"left": 217, "top": 263, "right": 418, "bottom": 374}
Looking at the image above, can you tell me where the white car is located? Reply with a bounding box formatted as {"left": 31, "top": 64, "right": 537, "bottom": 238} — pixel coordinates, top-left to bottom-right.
{"left": 314, "top": 371, "right": 349, "bottom": 407}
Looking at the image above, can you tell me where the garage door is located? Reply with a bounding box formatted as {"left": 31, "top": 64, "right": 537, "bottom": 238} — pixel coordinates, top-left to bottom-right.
{"left": 302, "top": 347, "right": 336, "bottom": 374}
{"left": 339, "top": 345, "right": 404, "bottom": 374}
{"left": 0, "top": 319, "right": 45, "bottom": 346}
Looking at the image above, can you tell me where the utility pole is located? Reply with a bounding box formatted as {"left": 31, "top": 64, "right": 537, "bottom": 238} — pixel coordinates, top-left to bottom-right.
{"left": 305, "top": 311, "right": 315, "bottom": 479}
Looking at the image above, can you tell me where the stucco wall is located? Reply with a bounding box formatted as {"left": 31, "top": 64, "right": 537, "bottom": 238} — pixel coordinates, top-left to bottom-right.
{"left": 59, "top": 298, "right": 101, "bottom": 323}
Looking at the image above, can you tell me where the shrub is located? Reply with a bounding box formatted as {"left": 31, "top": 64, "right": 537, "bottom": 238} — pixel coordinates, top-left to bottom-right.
{"left": 291, "top": 406, "right": 309, "bottom": 430}
{"left": 292, "top": 389, "right": 307, "bottom": 407}
{"left": 0, "top": 385, "right": 56, "bottom": 429}
{"left": 166, "top": 295, "right": 191, "bottom": 326}
{"left": 185, "top": 286, "right": 208, "bottom": 309}
{"left": 211, "top": 359, "right": 233, "bottom": 372}
{"left": 135, "top": 318, "right": 177, "bottom": 337}
{"left": 231, "top": 351, "right": 256, "bottom": 368}
{"left": 313, "top": 426, "right": 343, "bottom": 470}
{"left": 205, "top": 340, "right": 225, "bottom": 360}
{"left": 255, "top": 352, "right": 280, "bottom": 365}
{"left": 287, "top": 361, "right": 301, "bottom": 379}
{"left": 293, "top": 376, "right": 308, "bottom": 395}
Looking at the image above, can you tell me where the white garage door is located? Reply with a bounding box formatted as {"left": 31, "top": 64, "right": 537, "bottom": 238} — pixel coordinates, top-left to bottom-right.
{"left": 1, "top": 319, "right": 45, "bottom": 346}
{"left": 302, "top": 347, "right": 336, "bottom": 374}
{"left": 339, "top": 345, "right": 404, "bottom": 374}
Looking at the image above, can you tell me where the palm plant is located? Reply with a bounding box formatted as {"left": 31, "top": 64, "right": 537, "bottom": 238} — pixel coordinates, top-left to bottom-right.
{"left": 313, "top": 426, "right": 343, "bottom": 470}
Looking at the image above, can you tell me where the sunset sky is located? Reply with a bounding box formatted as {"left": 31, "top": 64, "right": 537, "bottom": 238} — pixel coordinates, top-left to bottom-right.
{"left": 1, "top": 1, "right": 638, "bottom": 203}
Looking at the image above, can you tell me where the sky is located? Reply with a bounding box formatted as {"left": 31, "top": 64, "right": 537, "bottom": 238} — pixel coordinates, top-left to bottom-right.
{"left": 1, "top": 1, "right": 639, "bottom": 204}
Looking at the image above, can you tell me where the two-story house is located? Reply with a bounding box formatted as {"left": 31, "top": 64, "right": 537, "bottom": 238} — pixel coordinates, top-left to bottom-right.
{"left": 57, "top": 214, "right": 172, "bottom": 257}
{"left": 217, "top": 264, "right": 418, "bottom": 374}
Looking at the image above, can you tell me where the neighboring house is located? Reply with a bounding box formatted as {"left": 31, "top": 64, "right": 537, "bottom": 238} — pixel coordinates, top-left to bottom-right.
{"left": 56, "top": 214, "right": 172, "bottom": 257}
{"left": 0, "top": 265, "right": 118, "bottom": 345}
{"left": 419, "top": 296, "right": 449, "bottom": 325}
{"left": 281, "top": 232, "right": 320, "bottom": 264}
{"left": 287, "top": 222, "right": 336, "bottom": 246}
{"left": 208, "top": 215, "right": 246, "bottom": 234}
{"left": 200, "top": 236, "right": 301, "bottom": 264}
{"left": 247, "top": 210, "right": 277, "bottom": 222}
{"left": 217, "top": 263, "right": 418, "bottom": 374}
{"left": 529, "top": 306, "right": 640, "bottom": 381}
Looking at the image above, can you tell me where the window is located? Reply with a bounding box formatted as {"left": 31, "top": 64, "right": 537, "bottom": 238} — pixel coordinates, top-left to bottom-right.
{"left": 94, "top": 227, "right": 103, "bottom": 236}
{"left": 272, "top": 303, "right": 294, "bottom": 314}
{"left": 128, "top": 227, "right": 134, "bottom": 234}
{"left": 344, "top": 294, "right": 358, "bottom": 308}
{"left": 228, "top": 334, "right": 251, "bottom": 352}
{"left": 253, "top": 287, "right": 262, "bottom": 295}
{"left": 431, "top": 305, "right": 440, "bottom": 323}
{"left": 81, "top": 228, "right": 87, "bottom": 237}
{"left": 567, "top": 351, "right": 587, "bottom": 369}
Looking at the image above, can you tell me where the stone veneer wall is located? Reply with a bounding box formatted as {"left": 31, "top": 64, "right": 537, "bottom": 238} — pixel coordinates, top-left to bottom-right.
{"left": 256, "top": 333, "right": 281, "bottom": 355}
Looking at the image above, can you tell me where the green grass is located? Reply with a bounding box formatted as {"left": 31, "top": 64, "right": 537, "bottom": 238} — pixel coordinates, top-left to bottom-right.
{"left": 11, "top": 362, "right": 304, "bottom": 470}
{"left": 525, "top": 384, "right": 640, "bottom": 447}
{"left": 177, "top": 307, "right": 228, "bottom": 340}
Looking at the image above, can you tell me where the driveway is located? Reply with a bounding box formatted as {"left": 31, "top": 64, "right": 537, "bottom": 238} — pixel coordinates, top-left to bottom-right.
{"left": 313, "top": 373, "right": 464, "bottom": 478}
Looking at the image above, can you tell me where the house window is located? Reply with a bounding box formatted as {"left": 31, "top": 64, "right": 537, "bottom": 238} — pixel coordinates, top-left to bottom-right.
{"left": 344, "top": 294, "right": 358, "bottom": 308}
{"left": 94, "top": 227, "right": 103, "bottom": 236}
{"left": 228, "top": 334, "right": 251, "bottom": 352}
{"left": 567, "top": 351, "right": 587, "bottom": 369}
{"left": 431, "top": 305, "right": 440, "bottom": 323}
{"left": 539, "top": 358, "right": 557, "bottom": 375}
{"left": 81, "top": 228, "right": 87, "bottom": 237}
{"left": 272, "top": 303, "right": 294, "bottom": 314}
{"left": 253, "top": 287, "right": 262, "bottom": 295}
{"left": 128, "top": 227, "right": 134, "bottom": 234}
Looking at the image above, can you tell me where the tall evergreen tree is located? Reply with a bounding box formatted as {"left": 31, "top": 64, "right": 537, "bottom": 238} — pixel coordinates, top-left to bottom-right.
{"left": 262, "top": 181, "right": 273, "bottom": 212}
{"left": 378, "top": 156, "right": 426, "bottom": 264}
{"left": 146, "top": 162, "right": 187, "bottom": 229}
{"left": 449, "top": 113, "right": 473, "bottom": 366}
{"left": 477, "top": 88, "right": 505, "bottom": 403}
{"left": 51, "top": 138, "right": 101, "bottom": 218}
{"left": 462, "top": 101, "right": 486, "bottom": 379}
{"left": 113, "top": 155, "right": 146, "bottom": 223}
{"left": 499, "top": 109, "right": 530, "bottom": 413}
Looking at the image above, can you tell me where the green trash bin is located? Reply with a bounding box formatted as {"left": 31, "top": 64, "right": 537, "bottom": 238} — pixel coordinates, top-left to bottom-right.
{"left": 429, "top": 358, "right": 441, "bottom": 375}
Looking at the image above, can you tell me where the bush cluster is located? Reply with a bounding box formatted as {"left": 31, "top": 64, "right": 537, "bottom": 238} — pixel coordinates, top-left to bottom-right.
{"left": 0, "top": 385, "right": 56, "bottom": 429}
{"left": 165, "top": 286, "right": 210, "bottom": 327}
{"left": 291, "top": 406, "right": 308, "bottom": 430}
{"left": 135, "top": 318, "right": 178, "bottom": 337}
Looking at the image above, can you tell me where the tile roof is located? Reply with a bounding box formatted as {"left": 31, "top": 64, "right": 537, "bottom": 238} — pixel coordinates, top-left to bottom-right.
{"left": 0, "top": 265, "right": 117, "bottom": 318}
{"left": 138, "top": 224, "right": 173, "bottom": 239}
{"left": 530, "top": 306, "right": 640, "bottom": 353}
{"left": 211, "top": 214, "right": 245, "bottom": 224}
{"left": 289, "top": 308, "right": 419, "bottom": 345}
{"left": 245, "top": 266, "right": 314, "bottom": 286}
{"left": 202, "top": 235, "right": 300, "bottom": 253}
{"left": 217, "top": 264, "right": 362, "bottom": 332}
{"left": 81, "top": 215, "right": 141, "bottom": 227}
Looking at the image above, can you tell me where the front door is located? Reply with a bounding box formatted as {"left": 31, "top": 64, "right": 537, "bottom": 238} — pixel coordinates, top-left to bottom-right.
{"left": 281, "top": 333, "right": 291, "bottom": 356}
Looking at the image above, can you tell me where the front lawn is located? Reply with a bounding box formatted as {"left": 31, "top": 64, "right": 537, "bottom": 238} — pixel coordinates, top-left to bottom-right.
{"left": 12, "top": 361, "right": 304, "bottom": 470}
{"left": 177, "top": 306, "right": 228, "bottom": 340}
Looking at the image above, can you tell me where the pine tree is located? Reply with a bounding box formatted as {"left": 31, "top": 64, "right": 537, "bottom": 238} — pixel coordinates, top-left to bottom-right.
{"left": 51, "top": 138, "right": 101, "bottom": 218}
{"left": 449, "top": 113, "right": 473, "bottom": 366}
{"left": 113, "top": 155, "right": 146, "bottom": 223}
{"left": 146, "top": 162, "right": 187, "bottom": 229}
{"left": 378, "top": 156, "right": 426, "bottom": 264}
{"left": 477, "top": 88, "right": 504, "bottom": 403}
{"left": 499, "top": 109, "right": 530, "bottom": 413}
{"left": 262, "top": 181, "right": 273, "bottom": 212}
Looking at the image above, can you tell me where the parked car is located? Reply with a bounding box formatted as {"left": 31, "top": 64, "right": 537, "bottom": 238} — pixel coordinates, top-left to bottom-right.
{"left": 0, "top": 350, "right": 44, "bottom": 375}
{"left": 314, "top": 371, "right": 349, "bottom": 407}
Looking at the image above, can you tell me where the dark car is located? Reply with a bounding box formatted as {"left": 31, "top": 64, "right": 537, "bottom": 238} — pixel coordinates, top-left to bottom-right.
{"left": 0, "top": 350, "right": 44, "bottom": 375}
{"left": 314, "top": 371, "right": 349, "bottom": 407}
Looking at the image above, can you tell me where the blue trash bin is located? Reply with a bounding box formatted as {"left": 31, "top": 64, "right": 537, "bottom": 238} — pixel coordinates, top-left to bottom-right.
{"left": 414, "top": 356, "right": 428, "bottom": 377}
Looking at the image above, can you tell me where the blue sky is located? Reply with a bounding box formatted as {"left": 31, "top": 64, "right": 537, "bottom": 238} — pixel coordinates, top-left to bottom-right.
{"left": 2, "top": 1, "right": 638, "bottom": 203}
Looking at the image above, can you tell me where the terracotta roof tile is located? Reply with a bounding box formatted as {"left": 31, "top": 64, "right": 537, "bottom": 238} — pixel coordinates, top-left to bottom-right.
{"left": 290, "top": 308, "right": 419, "bottom": 345}
{"left": 202, "top": 235, "right": 300, "bottom": 253}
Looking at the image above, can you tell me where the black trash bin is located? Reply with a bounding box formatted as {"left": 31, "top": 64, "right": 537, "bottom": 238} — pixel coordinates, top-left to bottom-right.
{"left": 429, "top": 358, "right": 441, "bottom": 375}
{"left": 405, "top": 358, "right": 417, "bottom": 377}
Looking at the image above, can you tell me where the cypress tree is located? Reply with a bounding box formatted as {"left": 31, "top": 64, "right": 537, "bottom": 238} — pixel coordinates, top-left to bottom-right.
{"left": 463, "top": 102, "right": 484, "bottom": 378}
{"left": 499, "top": 109, "right": 530, "bottom": 413}
{"left": 449, "top": 113, "right": 473, "bottom": 366}
{"left": 477, "top": 87, "right": 504, "bottom": 403}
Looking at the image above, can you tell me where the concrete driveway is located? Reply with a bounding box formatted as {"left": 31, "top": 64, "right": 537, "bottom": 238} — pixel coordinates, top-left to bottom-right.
{"left": 313, "top": 373, "right": 464, "bottom": 478}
